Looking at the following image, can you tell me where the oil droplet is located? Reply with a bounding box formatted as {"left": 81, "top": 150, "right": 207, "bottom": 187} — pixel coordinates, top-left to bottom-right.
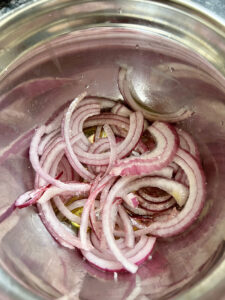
{"left": 85, "top": 84, "right": 89, "bottom": 89}
{"left": 135, "top": 44, "right": 140, "bottom": 49}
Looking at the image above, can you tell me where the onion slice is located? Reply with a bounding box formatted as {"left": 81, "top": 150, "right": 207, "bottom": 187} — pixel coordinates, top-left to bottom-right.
{"left": 134, "top": 148, "right": 206, "bottom": 237}
{"left": 118, "top": 66, "right": 193, "bottom": 122}
{"left": 110, "top": 121, "right": 178, "bottom": 176}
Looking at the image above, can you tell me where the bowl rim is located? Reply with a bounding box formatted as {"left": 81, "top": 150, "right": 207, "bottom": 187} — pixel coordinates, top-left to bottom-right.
{"left": 0, "top": 1, "right": 225, "bottom": 299}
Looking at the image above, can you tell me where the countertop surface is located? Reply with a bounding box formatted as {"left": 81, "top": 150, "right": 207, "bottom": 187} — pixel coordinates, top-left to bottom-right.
{"left": 0, "top": 0, "right": 225, "bottom": 20}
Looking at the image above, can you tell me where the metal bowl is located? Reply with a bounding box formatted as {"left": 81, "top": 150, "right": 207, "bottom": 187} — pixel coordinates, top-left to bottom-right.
{"left": 0, "top": 1, "right": 225, "bottom": 299}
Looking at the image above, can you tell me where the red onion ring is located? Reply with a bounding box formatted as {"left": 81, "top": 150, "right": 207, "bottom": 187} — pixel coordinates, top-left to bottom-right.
{"left": 62, "top": 93, "right": 99, "bottom": 180}
{"left": 110, "top": 121, "right": 178, "bottom": 176}
{"left": 75, "top": 112, "right": 144, "bottom": 166}
{"left": 118, "top": 66, "right": 193, "bottom": 122}
{"left": 134, "top": 148, "right": 206, "bottom": 237}
{"left": 138, "top": 188, "right": 171, "bottom": 203}
{"left": 30, "top": 128, "right": 89, "bottom": 192}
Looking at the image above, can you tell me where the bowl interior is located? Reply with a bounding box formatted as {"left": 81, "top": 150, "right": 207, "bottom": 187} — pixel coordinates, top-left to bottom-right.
{"left": 0, "top": 1, "right": 225, "bottom": 300}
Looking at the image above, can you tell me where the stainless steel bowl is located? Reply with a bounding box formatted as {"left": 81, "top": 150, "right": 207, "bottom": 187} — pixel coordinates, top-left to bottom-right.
{"left": 0, "top": 1, "right": 225, "bottom": 299}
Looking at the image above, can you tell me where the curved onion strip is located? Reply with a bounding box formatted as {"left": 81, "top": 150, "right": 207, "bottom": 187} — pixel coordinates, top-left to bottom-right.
{"left": 38, "top": 129, "right": 60, "bottom": 155}
{"left": 54, "top": 196, "right": 81, "bottom": 224}
{"left": 111, "top": 102, "right": 132, "bottom": 117}
{"left": 118, "top": 205, "right": 135, "bottom": 248}
{"left": 102, "top": 175, "right": 141, "bottom": 273}
{"left": 81, "top": 236, "right": 156, "bottom": 272}
{"left": 120, "top": 177, "right": 189, "bottom": 208}
{"left": 134, "top": 148, "right": 206, "bottom": 237}
{"left": 99, "top": 177, "right": 117, "bottom": 211}
{"left": 119, "top": 66, "right": 193, "bottom": 122}
{"left": 71, "top": 105, "right": 101, "bottom": 149}
{"left": 92, "top": 234, "right": 147, "bottom": 259}
{"left": 95, "top": 126, "right": 102, "bottom": 141}
{"left": 103, "top": 124, "right": 117, "bottom": 175}
{"left": 123, "top": 193, "right": 139, "bottom": 208}
{"left": 124, "top": 203, "right": 155, "bottom": 216}
{"left": 30, "top": 126, "right": 90, "bottom": 192}
{"left": 110, "top": 121, "right": 178, "bottom": 176}
{"left": 80, "top": 96, "right": 116, "bottom": 110}
{"left": 138, "top": 196, "right": 175, "bottom": 212}
{"left": 138, "top": 188, "right": 171, "bottom": 203}
{"left": 62, "top": 93, "right": 97, "bottom": 180}
{"left": 176, "top": 128, "right": 200, "bottom": 160}
{"left": 123, "top": 203, "right": 155, "bottom": 217}
{"left": 71, "top": 102, "right": 106, "bottom": 148}
{"left": 74, "top": 112, "right": 144, "bottom": 165}
{"left": 57, "top": 156, "right": 75, "bottom": 182}
{"left": 84, "top": 113, "right": 130, "bottom": 130}
{"left": 80, "top": 175, "right": 113, "bottom": 250}
{"left": 37, "top": 186, "right": 72, "bottom": 204}
{"left": 38, "top": 201, "right": 91, "bottom": 250}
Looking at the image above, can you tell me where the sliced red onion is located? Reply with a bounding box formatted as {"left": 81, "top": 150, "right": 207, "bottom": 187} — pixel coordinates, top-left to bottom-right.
{"left": 7, "top": 71, "right": 206, "bottom": 275}
{"left": 153, "top": 207, "right": 179, "bottom": 222}
{"left": 103, "top": 124, "right": 117, "bottom": 175}
{"left": 169, "top": 162, "right": 178, "bottom": 171}
{"left": 124, "top": 203, "right": 155, "bottom": 216}
{"left": 38, "top": 201, "right": 90, "bottom": 250}
{"left": 81, "top": 96, "right": 116, "bottom": 110}
{"left": 38, "top": 129, "right": 60, "bottom": 155}
{"left": 134, "top": 148, "right": 206, "bottom": 237}
{"left": 54, "top": 196, "right": 81, "bottom": 224}
{"left": 57, "top": 156, "right": 75, "bottom": 182}
{"left": 110, "top": 121, "right": 178, "bottom": 176}
{"left": 71, "top": 104, "right": 101, "bottom": 149}
{"left": 37, "top": 186, "right": 73, "bottom": 204}
{"left": 175, "top": 168, "right": 188, "bottom": 186}
{"left": 138, "top": 188, "right": 171, "bottom": 203}
{"left": 80, "top": 175, "right": 112, "bottom": 250}
{"left": 118, "top": 66, "right": 193, "bottom": 122}
{"left": 75, "top": 112, "right": 144, "bottom": 166}
{"left": 118, "top": 205, "right": 135, "bottom": 248}
{"left": 111, "top": 102, "right": 132, "bottom": 117}
{"left": 30, "top": 127, "right": 89, "bottom": 192}
{"left": 102, "top": 176, "right": 144, "bottom": 273}
{"left": 15, "top": 187, "right": 46, "bottom": 208}
{"left": 138, "top": 196, "right": 175, "bottom": 212}
{"left": 121, "top": 177, "right": 189, "bottom": 208}
{"left": 66, "top": 199, "right": 87, "bottom": 211}
{"left": 95, "top": 126, "right": 102, "bottom": 142}
{"left": 99, "top": 177, "right": 117, "bottom": 211}
{"left": 176, "top": 128, "right": 200, "bottom": 161}
{"left": 111, "top": 102, "right": 149, "bottom": 132}
{"left": 123, "top": 193, "right": 139, "bottom": 208}
{"left": 62, "top": 93, "right": 97, "bottom": 181}
{"left": 84, "top": 113, "right": 130, "bottom": 130}
{"left": 81, "top": 235, "right": 156, "bottom": 272}
{"left": 130, "top": 218, "right": 150, "bottom": 230}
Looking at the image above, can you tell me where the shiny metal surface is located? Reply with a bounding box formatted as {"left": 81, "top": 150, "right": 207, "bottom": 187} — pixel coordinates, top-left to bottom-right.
{"left": 0, "top": 1, "right": 225, "bottom": 300}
